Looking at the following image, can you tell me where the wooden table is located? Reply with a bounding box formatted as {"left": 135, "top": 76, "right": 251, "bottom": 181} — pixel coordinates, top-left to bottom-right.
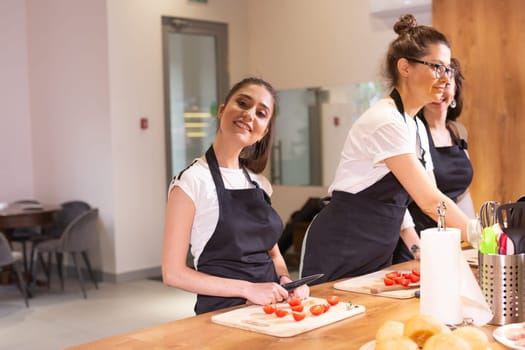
{"left": 0, "top": 203, "right": 59, "bottom": 281}
{"left": 0, "top": 203, "right": 58, "bottom": 233}
{"left": 66, "top": 261, "right": 505, "bottom": 350}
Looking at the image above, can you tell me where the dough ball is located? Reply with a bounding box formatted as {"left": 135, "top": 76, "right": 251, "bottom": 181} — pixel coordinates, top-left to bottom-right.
{"left": 423, "top": 333, "right": 470, "bottom": 350}
{"left": 452, "top": 326, "right": 489, "bottom": 350}
{"left": 403, "top": 314, "right": 445, "bottom": 347}
{"left": 375, "top": 336, "right": 418, "bottom": 350}
{"left": 376, "top": 320, "right": 405, "bottom": 341}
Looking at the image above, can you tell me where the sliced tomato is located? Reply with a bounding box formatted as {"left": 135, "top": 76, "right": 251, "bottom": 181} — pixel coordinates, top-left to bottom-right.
{"left": 310, "top": 304, "right": 325, "bottom": 316}
{"left": 399, "top": 278, "right": 410, "bottom": 287}
{"left": 292, "top": 312, "right": 306, "bottom": 321}
{"left": 385, "top": 271, "right": 401, "bottom": 279}
{"left": 262, "top": 305, "right": 275, "bottom": 314}
{"left": 408, "top": 273, "right": 420, "bottom": 283}
{"left": 384, "top": 277, "right": 395, "bottom": 286}
{"left": 326, "top": 295, "right": 340, "bottom": 306}
{"left": 275, "top": 308, "right": 288, "bottom": 318}
{"left": 322, "top": 304, "right": 330, "bottom": 313}
{"left": 291, "top": 304, "right": 304, "bottom": 312}
{"left": 287, "top": 297, "right": 302, "bottom": 307}
{"left": 411, "top": 269, "right": 420, "bottom": 276}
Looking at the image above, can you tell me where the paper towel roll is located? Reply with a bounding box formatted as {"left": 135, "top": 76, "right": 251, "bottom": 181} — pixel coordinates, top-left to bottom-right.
{"left": 420, "top": 227, "right": 463, "bottom": 325}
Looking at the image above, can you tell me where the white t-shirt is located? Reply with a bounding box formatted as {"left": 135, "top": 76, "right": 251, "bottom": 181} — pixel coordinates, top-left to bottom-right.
{"left": 169, "top": 158, "right": 273, "bottom": 267}
{"left": 328, "top": 97, "right": 433, "bottom": 229}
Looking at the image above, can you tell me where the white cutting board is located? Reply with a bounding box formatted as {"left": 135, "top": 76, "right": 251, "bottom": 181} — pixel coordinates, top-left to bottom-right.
{"left": 333, "top": 269, "right": 419, "bottom": 299}
{"left": 211, "top": 297, "right": 365, "bottom": 337}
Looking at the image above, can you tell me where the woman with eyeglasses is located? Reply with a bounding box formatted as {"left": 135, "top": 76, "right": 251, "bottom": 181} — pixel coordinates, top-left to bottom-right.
{"left": 300, "top": 14, "right": 470, "bottom": 284}
{"left": 393, "top": 58, "right": 475, "bottom": 263}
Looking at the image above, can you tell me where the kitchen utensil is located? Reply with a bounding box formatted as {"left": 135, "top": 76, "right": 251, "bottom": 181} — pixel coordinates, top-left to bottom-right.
{"left": 437, "top": 201, "right": 447, "bottom": 231}
{"left": 497, "top": 202, "right": 525, "bottom": 254}
{"left": 281, "top": 273, "right": 324, "bottom": 291}
{"left": 498, "top": 232, "right": 508, "bottom": 254}
{"left": 480, "top": 227, "right": 498, "bottom": 254}
{"left": 480, "top": 201, "right": 500, "bottom": 228}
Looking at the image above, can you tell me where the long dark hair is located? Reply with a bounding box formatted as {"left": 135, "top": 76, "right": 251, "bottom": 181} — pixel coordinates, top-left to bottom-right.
{"left": 221, "top": 77, "right": 278, "bottom": 174}
{"left": 384, "top": 14, "right": 451, "bottom": 89}
{"left": 446, "top": 58, "right": 464, "bottom": 121}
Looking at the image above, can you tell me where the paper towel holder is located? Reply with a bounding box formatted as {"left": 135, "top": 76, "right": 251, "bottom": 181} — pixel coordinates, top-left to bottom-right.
{"left": 437, "top": 201, "right": 447, "bottom": 231}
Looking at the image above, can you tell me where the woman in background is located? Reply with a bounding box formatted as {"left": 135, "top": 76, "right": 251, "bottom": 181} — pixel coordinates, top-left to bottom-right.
{"left": 163, "top": 77, "right": 308, "bottom": 314}
{"left": 300, "top": 14, "right": 470, "bottom": 284}
{"left": 394, "top": 58, "right": 475, "bottom": 263}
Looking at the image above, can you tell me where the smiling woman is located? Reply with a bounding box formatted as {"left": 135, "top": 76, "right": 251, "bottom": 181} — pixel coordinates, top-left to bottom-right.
{"left": 162, "top": 77, "right": 311, "bottom": 315}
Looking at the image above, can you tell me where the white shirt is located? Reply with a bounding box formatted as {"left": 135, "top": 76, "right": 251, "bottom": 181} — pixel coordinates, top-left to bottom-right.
{"left": 328, "top": 97, "right": 433, "bottom": 229}
{"left": 169, "top": 158, "right": 273, "bottom": 267}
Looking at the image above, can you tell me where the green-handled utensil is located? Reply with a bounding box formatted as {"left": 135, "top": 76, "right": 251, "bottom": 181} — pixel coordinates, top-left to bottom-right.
{"left": 479, "top": 227, "right": 498, "bottom": 254}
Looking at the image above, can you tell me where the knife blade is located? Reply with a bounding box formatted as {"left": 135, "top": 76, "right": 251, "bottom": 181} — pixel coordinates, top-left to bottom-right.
{"left": 281, "top": 273, "right": 324, "bottom": 291}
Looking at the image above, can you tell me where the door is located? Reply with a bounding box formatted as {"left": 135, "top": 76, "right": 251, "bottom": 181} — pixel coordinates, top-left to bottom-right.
{"left": 162, "top": 17, "right": 229, "bottom": 183}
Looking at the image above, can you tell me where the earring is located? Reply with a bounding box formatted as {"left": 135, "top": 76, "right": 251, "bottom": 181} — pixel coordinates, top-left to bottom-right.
{"left": 450, "top": 99, "right": 457, "bottom": 109}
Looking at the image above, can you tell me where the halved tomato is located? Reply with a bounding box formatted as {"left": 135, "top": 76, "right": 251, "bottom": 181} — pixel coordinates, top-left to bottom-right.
{"left": 288, "top": 297, "right": 302, "bottom": 307}
{"left": 275, "top": 308, "right": 288, "bottom": 318}
{"left": 292, "top": 312, "right": 306, "bottom": 321}
{"left": 262, "top": 305, "right": 275, "bottom": 314}
{"left": 291, "top": 304, "right": 304, "bottom": 312}
{"left": 310, "top": 304, "right": 325, "bottom": 316}
{"left": 326, "top": 295, "right": 340, "bottom": 306}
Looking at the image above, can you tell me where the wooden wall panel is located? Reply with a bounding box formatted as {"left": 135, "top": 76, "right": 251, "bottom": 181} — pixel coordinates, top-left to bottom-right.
{"left": 433, "top": 0, "right": 525, "bottom": 210}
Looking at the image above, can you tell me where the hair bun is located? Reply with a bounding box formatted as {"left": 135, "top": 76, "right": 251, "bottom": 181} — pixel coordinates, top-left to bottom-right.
{"left": 394, "top": 14, "right": 418, "bottom": 35}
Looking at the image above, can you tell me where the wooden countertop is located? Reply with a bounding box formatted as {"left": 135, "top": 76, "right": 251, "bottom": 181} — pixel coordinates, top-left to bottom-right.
{"left": 66, "top": 261, "right": 505, "bottom": 350}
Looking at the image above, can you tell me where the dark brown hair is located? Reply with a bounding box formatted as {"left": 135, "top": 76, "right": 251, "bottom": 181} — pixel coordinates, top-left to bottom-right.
{"left": 221, "top": 77, "right": 278, "bottom": 174}
{"left": 446, "top": 58, "right": 464, "bottom": 121}
{"left": 384, "top": 14, "right": 451, "bottom": 89}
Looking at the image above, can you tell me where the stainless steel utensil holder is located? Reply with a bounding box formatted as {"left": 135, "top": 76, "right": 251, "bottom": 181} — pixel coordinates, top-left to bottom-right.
{"left": 479, "top": 252, "right": 525, "bottom": 325}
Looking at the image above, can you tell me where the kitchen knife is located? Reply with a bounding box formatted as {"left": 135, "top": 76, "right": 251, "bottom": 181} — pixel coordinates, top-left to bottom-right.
{"left": 281, "top": 273, "right": 324, "bottom": 291}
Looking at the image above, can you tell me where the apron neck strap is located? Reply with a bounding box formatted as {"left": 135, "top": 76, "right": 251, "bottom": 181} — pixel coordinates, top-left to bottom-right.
{"left": 389, "top": 88, "right": 405, "bottom": 121}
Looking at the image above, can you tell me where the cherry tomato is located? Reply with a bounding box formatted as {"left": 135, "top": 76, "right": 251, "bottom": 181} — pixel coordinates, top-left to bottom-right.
{"left": 262, "top": 305, "right": 275, "bottom": 314}
{"left": 292, "top": 312, "right": 306, "bottom": 321}
{"left": 310, "top": 304, "right": 325, "bottom": 316}
{"left": 412, "top": 269, "right": 420, "bottom": 276}
{"left": 288, "top": 297, "right": 302, "bottom": 307}
{"left": 399, "top": 278, "right": 410, "bottom": 287}
{"left": 326, "top": 295, "right": 340, "bottom": 306}
{"left": 384, "top": 277, "right": 395, "bottom": 286}
{"left": 275, "top": 308, "right": 288, "bottom": 318}
{"left": 385, "top": 271, "right": 400, "bottom": 279}
{"left": 291, "top": 304, "right": 304, "bottom": 312}
{"left": 322, "top": 304, "right": 330, "bottom": 313}
{"left": 408, "top": 273, "right": 420, "bottom": 283}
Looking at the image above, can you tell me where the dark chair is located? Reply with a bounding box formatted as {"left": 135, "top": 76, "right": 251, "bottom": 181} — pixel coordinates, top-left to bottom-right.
{"left": 0, "top": 233, "right": 29, "bottom": 307}
{"left": 35, "top": 208, "right": 99, "bottom": 298}
{"left": 8, "top": 199, "right": 42, "bottom": 275}
{"left": 29, "top": 200, "right": 91, "bottom": 280}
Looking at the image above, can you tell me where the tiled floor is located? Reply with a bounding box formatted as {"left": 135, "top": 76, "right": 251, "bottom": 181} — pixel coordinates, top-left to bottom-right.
{"left": 0, "top": 277, "right": 196, "bottom": 350}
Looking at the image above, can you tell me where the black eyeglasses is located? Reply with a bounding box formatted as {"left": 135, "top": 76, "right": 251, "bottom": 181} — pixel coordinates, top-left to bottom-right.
{"left": 405, "top": 57, "right": 455, "bottom": 79}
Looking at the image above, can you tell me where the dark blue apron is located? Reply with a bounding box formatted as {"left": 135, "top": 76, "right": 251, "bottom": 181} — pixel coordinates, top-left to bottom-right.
{"left": 301, "top": 89, "right": 412, "bottom": 284}
{"left": 194, "top": 146, "right": 283, "bottom": 314}
{"left": 393, "top": 120, "right": 473, "bottom": 263}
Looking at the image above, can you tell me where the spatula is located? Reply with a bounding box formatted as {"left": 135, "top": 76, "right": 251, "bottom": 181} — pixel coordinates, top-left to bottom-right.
{"left": 497, "top": 202, "right": 525, "bottom": 254}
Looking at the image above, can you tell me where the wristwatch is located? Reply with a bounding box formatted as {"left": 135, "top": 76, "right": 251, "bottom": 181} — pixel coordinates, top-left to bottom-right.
{"left": 410, "top": 244, "right": 420, "bottom": 254}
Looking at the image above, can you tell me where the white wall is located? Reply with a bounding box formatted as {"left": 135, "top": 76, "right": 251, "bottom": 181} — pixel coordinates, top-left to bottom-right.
{"left": 0, "top": 0, "right": 33, "bottom": 201}
{"left": 1, "top": 0, "right": 430, "bottom": 277}
{"left": 106, "top": 0, "right": 250, "bottom": 276}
